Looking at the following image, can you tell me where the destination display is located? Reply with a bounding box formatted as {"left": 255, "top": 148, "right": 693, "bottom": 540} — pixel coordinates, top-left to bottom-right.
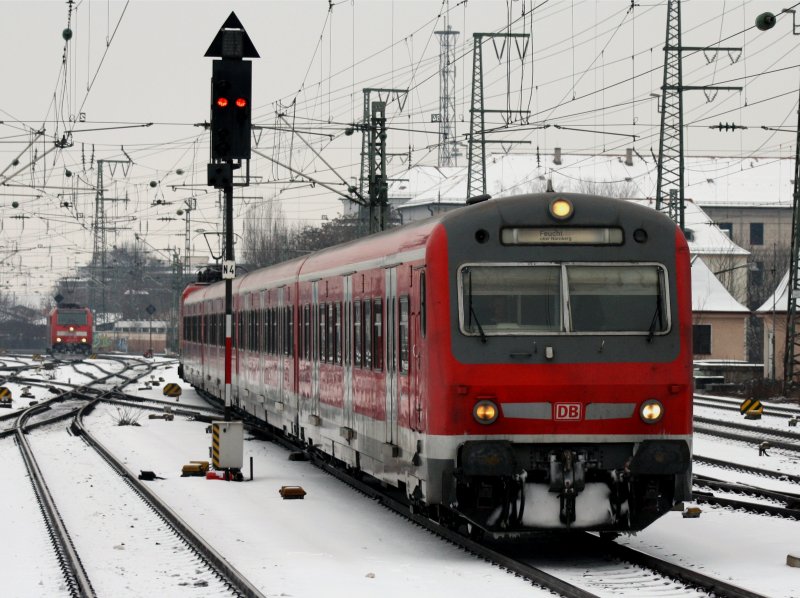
{"left": 501, "top": 227, "right": 624, "bottom": 245}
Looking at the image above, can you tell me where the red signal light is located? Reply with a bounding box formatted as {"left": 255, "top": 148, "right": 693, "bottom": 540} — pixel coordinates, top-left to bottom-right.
{"left": 216, "top": 97, "right": 229, "bottom": 108}
{"left": 235, "top": 97, "right": 247, "bottom": 108}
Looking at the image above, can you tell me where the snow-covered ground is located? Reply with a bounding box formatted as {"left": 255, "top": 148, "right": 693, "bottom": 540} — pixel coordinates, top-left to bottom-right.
{"left": 2, "top": 357, "right": 799, "bottom": 597}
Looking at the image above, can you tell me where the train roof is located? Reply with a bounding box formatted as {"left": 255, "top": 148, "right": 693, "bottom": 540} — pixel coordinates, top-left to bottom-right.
{"left": 183, "top": 192, "right": 677, "bottom": 304}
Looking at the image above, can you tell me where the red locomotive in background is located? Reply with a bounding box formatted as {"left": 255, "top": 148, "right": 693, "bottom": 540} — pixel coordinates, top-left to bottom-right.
{"left": 48, "top": 304, "right": 93, "bottom": 354}
{"left": 179, "top": 192, "right": 693, "bottom": 536}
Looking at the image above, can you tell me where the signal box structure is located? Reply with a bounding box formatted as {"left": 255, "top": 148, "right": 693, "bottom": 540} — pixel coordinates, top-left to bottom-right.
{"left": 211, "top": 420, "right": 243, "bottom": 470}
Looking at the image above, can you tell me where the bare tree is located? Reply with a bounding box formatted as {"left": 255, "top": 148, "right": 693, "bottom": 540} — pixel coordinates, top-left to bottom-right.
{"left": 242, "top": 199, "right": 294, "bottom": 268}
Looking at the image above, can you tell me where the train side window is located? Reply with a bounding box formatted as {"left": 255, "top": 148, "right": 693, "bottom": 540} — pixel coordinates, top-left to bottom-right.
{"left": 245, "top": 310, "right": 250, "bottom": 351}
{"left": 278, "top": 306, "right": 284, "bottom": 356}
{"left": 420, "top": 272, "right": 426, "bottom": 338}
{"left": 311, "top": 304, "right": 320, "bottom": 361}
{"left": 284, "top": 305, "right": 294, "bottom": 355}
{"left": 335, "top": 302, "right": 342, "bottom": 365}
{"left": 319, "top": 303, "right": 327, "bottom": 363}
{"left": 329, "top": 303, "right": 336, "bottom": 363}
{"left": 372, "top": 298, "right": 383, "bottom": 371}
{"left": 251, "top": 309, "right": 257, "bottom": 351}
{"left": 363, "top": 299, "right": 372, "bottom": 368}
{"left": 272, "top": 307, "right": 279, "bottom": 354}
{"left": 302, "top": 305, "right": 310, "bottom": 359}
{"left": 399, "top": 296, "right": 409, "bottom": 374}
{"left": 261, "top": 309, "right": 267, "bottom": 352}
{"left": 354, "top": 300, "right": 363, "bottom": 367}
{"left": 242, "top": 309, "right": 247, "bottom": 351}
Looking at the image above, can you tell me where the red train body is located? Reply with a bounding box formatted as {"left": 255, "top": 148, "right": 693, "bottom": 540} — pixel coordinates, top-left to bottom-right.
{"left": 179, "top": 193, "right": 693, "bottom": 535}
{"left": 48, "top": 304, "right": 93, "bottom": 354}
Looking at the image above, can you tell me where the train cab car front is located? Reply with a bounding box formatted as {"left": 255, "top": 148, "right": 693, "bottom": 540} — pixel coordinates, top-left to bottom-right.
{"left": 434, "top": 193, "right": 693, "bottom": 535}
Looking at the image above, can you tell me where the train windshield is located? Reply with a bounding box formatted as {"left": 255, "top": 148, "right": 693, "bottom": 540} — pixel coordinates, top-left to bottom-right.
{"left": 57, "top": 311, "right": 87, "bottom": 326}
{"left": 460, "top": 264, "right": 668, "bottom": 336}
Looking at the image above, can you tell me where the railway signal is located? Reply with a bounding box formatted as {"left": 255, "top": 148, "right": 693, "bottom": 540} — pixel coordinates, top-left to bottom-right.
{"left": 205, "top": 12, "right": 259, "bottom": 422}
{"left": 205, "top": 12, "right": 258, "bottom": 161}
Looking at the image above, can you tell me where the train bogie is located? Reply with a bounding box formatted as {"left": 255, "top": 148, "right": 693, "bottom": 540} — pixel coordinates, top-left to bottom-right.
{"left": 180, "top": 193, "right": 692, "bottom": 535}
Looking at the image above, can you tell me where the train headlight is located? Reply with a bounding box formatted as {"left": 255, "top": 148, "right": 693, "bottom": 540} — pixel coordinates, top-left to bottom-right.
{"left": 640, "top": 399, "right": 664, "bottom": 424}
{"left": 56, "top": 337, "right": 62, "bottom": 343}
{"left": 549, "top": 198, "right": 573, "bottom": 220}
{"left": 473, "top": 400, "right": 499, "bottom": 425}
{"left": 81, "top": 338, "right": 87, "bottom": 343}
{"left": 69, "top": 326, "right": 75, "bottom": 332}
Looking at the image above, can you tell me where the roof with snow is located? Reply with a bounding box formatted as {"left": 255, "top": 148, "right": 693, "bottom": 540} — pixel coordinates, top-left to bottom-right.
{"left": 756, "top": 270, "right": 789, "bottom": 314}
{"left": 691, "top": 257, "right": 749, "bottom": 313}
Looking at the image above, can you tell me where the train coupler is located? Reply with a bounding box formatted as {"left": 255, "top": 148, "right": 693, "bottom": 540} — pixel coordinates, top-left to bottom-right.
{"left": 558, "top": 484, "right": 577, "bottom": 525}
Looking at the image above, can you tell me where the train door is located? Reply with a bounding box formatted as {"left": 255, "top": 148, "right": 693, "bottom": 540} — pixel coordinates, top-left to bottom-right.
{"left": 311, "top": 281, "right": 321, "bottom": 422}
{"left": 411, "top": 268, "right": 426, "bottom": 431}
{"left": 343, "top": 275, "right": 354, "bottom": 431}
{"left": 385, "top": 267, "right": 399, "bottom": 447}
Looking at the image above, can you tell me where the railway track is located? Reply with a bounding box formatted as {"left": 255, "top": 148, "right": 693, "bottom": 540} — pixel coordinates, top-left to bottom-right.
{"left": 693, "top": 417, "right": 800, "bottom": 454}
{"left": 695, "top": 395, "right": 800, "bottom": 420}
{"left": 693, "top": 474, "right": 800, "bottom": 519}
{"left": 219, "top": 403, "right": 768, "bottom": 598}
{"left": 694, "top": 454, "right": 800, "bottom": 485}
{"left": 5, "top": 358, "right": 786, "bottom": 597}
{"left": 6, "top": 356, "right": 256, "bottom": 597}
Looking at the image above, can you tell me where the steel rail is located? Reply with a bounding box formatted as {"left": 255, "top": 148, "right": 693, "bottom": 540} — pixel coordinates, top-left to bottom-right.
{"left": 694, "top": 423, "right": 800, "bottom": 453}
{"left": 73, "top": 399, "right": 265, "bottom": 598}
{"left": 194, "top": 391, "right": 772, "bottom": 598}
{"left": 586, "top": 534, "right": 771, "bottom": 598}
{"left": 15, "top": 406, "right": 96, "bottom": 597}
{"left": 695, "top": 415, "right": 800, "bottom": 442}
{"left": 306, "top": 451, "right": 602, "bottom": 598}
{"left": 693, "top": 454, "right": 800, "bottom": 484}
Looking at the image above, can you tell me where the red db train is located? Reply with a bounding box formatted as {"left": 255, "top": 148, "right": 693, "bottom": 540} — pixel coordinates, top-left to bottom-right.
{"left": 48, "top": 304, "right": 93, "bottom": 354}
{"left": 179, "top": 193, "right": 692, "bottom": 535}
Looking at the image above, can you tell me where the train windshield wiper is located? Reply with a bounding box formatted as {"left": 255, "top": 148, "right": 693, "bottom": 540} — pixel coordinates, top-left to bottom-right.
{"left": 647, "top": 271, "right": 664, "bottom": 343}
{"left": 467, "top": 270, "right": 487, "bottom": 344}
{"left": 470, "top": 304, "right": 487, "bottom": 344}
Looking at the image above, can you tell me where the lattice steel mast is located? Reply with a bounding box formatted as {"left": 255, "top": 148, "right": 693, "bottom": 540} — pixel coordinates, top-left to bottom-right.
{"left": 784, "top": 105, "right": 800, "bottom": 386}
{"left": 466, "top": 33, "right": 530, "bottom": 201}
{"left": 435, "top": 24, "right": 459, "bottom": 167}
{"left": 655, "top": 0, "right": 741, "bottom": 229}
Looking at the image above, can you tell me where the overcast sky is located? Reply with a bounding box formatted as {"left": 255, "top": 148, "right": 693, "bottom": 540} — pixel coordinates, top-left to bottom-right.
{"left": 1, "top": 0, "right": 799, "bottom": 306}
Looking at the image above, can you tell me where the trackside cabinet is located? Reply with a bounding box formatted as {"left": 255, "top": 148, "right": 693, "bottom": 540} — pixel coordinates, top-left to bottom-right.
{"left": 211, "top": 421, "right": 244, "bottom": 469}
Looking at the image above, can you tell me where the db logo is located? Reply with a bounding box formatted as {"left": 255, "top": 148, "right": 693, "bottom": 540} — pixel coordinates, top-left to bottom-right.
{"left": 555, "top": 403, "right": 581, "bottom": 420}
